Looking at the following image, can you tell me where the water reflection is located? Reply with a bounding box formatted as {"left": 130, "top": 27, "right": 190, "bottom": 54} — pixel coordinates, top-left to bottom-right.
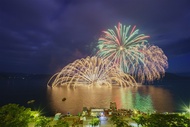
{"left": 47, "top": 85, "right": 174, "bottom": 115}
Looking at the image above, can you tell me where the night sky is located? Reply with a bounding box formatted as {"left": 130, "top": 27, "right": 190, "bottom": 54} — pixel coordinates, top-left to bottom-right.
{"left": 0, "top": 0, "right": 190, "bottom": 75}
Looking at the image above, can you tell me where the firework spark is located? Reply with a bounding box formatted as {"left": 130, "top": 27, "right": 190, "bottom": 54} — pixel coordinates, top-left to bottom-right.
{"left": 135, "top": 44, "right": 168, "bottom": 83}
{"left": 96, "top": 23, "right": 168, "bottom": 83}
{"left": 48, "top": 56, "right": 137, "bottom": 87}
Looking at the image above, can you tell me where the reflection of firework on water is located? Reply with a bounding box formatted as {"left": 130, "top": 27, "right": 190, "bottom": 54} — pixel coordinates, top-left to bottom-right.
{"left": 134, "top": 92, "right": 154, "bottom": 113}
{"left": 48, "top": 56, "right": 137, "bottom": 87}
{"left": 96, "top": 22, "right": 168, "bottom": 83}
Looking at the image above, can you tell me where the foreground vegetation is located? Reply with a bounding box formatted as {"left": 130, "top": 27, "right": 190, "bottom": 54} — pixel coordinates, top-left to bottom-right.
{"left": 107, "top": 110, "right": 190, "bottom": 127}
{"left": 131, "top": 113, "right": 189, "bottom": 127}
{"left": 110, "top": 115, "right": 132, "bottom": 127}
{"left": 0, "top": 104, "right": 69, "bottom": 127}
{"left": 0, "top": 103, "right": 189, "bottom": 127}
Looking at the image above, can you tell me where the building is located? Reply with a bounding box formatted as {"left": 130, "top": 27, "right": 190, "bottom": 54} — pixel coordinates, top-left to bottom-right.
{"left": 110, "top": 102, "right": 117, "bottom": 111}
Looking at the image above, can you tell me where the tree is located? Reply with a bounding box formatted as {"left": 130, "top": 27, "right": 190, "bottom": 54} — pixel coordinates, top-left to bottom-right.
{"left": 132, "top": 113, "right": 190, "bottom": 127}
{"left": 132, "top": 114, "right": 150, "bottom": 127}
{"left": 89, "top": 117, "right": 100, "bottom": 126}
{"left": 0, "top": 103, "right": 34, "bottom": 127}
{"left": 110, "top": 115, "right": 132, "bottom": 127}
{"left": 53, "top": 119, "right": 69, "bottom": 127}
{"left": 35, "top": 116, "right": 52, "bottom": 127}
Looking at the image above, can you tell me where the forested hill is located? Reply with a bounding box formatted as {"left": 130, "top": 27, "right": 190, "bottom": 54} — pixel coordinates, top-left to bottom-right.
{"left": 0, "top": 72, "right": 189, "bottom": 82}
{"left": 152, "top": 72, "right": 190, "bottom": 86}
{"left": 0, "top": 72, "right": 52, "bottom": 80}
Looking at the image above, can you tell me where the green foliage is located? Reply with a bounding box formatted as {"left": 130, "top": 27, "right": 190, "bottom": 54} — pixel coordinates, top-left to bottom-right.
{"left": 110, "top": 115, "right": 132, "bottom": 127}
{"left": 89, "top": 117, "right": 100, "bottom": 126}
{"left": 53, "top": 120, "right": 69, "bottom": 127}
{"left": 132, "top": 113, "right": 190, "bottom": 127}
{"left": 35, "top": 116, "right": 51, "bottom": 127}
{"left": 132, "top": 115, "right": 143, "bottom": 126}
{"left": 0, "top": 103, "right": 33, "bottom": 127}
{"left": 0, "top": 103, "right": 71, "bottom": 127}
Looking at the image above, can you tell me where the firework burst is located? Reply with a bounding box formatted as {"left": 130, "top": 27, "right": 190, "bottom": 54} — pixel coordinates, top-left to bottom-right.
{"left": 97, "top": 22, "right": 149, "bottom": 73}
{"left": 48, "top": 56, "right": 137, "bottom": 87}
{"left": 96, "top": 23, "right": 168, "bottom": 83}
{"left": 135, "top": 44, "right": 168, "bottom": 83}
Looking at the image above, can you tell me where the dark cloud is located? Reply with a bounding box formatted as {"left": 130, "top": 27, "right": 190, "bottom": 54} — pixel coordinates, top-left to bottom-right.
{"left": 0, "top": 0, "right": 190, "bottom": 74}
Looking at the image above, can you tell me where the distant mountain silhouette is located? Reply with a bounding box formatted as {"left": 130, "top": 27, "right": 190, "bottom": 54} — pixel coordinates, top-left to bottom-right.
{"left": 163, "top": 72, "right": 190, "bottom": 80}
{"left": 175, "top": 72, "right": 190, "bottom": 77}
{"left": 0, "top": 72, "right": 52, "bottom": 80}
{"left": 151, "top": 72, "right": 190, "bottom": 86}
{"left": 0, "top": 72, "right": 189, "bottom": 83}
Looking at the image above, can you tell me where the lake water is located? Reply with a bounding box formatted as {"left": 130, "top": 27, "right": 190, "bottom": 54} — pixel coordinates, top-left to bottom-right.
{"left": 0, "top": 77, "right": 189, "bottom": 116}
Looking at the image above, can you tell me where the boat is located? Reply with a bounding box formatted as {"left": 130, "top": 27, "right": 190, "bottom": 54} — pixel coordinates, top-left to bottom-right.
{"left": 62, "top": 97, "right": 66, "bottom": 101}
{"left": 27, "top": 100, "right": 35, "bottom": 104}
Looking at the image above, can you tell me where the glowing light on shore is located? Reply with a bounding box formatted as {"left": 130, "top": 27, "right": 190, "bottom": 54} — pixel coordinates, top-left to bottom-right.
{"left": 96, "top": 22, "right": 168, "bottom": 83}
{"left": 182, "top": 102, "right": 190, "bottom": 113}
{"left": 47, "top": 56, "right": 137, "bottom": 87}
